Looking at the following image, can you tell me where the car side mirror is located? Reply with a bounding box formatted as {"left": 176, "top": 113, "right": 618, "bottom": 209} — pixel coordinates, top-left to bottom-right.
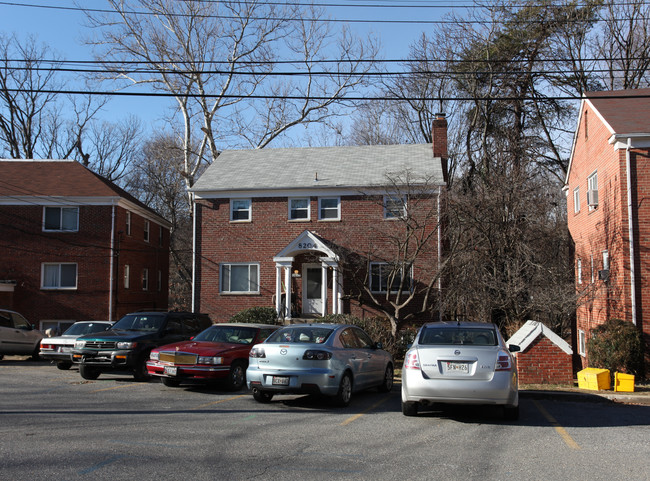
{"left": 374, "top": 342, "right": 383, "bottom": 350}
{"left": 508, "top": 344, "right": 521, "bottom": 353}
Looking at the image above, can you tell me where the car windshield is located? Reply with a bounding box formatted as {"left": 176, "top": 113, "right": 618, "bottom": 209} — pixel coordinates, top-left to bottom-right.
{"left": 194, "top": 326, "right": 258, "bottom": 345}
{"left": 419, "top": 327, "right": 497, "bottom": 346}
{"left": 63, "top": 322, "right": 111, "bottom": 336}
{"left": 112, "top": 314, "right": 166, "bottom": 332}
{"left": 267, "top": 327, "right": 333, "bottom": 344}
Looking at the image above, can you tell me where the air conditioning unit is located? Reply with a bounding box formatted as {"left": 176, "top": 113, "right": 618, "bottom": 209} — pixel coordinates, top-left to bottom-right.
{"left": 598, "top": 269, "right": 609, "bottom": 281}
{"left": 587, "top": 189, "right": 599, "bottom": 207}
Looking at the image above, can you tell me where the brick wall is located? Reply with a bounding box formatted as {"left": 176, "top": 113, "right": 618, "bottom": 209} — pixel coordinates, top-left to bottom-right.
{"left": 515, "top": 336, "right": 574, "bottom": 385}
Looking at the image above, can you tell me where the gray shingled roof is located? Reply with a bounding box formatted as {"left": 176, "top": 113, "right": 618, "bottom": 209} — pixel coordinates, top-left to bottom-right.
{"left": 191, "top": 144, "right": 445, "bottom": 193}
{"left": 587, "top": 88, "right": 650, "bottom": 134}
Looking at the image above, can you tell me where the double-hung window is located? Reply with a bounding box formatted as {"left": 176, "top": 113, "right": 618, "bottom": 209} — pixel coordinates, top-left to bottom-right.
{"left": 289, "top": 198, "right": 310, "bottom": 220}
{"left": 144, "top": 220, "right": 150, "bottom": 242}
{"left": 577, "top": 258, "right": 582, "bottom": 285}
{"left": 142, "top": 268, "right": 149, "bottom": 291}
{"left": 42, "top": 263, "right": 77, "bottom": 289}
{"left": 220, "top": 263, "right": 259, "bottom": 293}
{"left": 573, "top": 187, "right": 580, "bottom": 214}
{"left": 369, "top": 262, "right": 412, "bottom": 293}
{"left": 587, "top": 171, "right": 598, "bottom": 209}
{"left": 126, "top": 211, "right": 132, "bottom": 235}
{"left": 124, "top": 264, "right": 130, "bottom": 289}
{"left": 43, "top": 206, "right": 78, "bottom": 232}
{"left": 318, "top": 197, "right": 340, "bottom": 221}
{"left": 384, "top": 195, "right": 406, "bottom": 219}
{"left": 231, "top": 199, "right": 252, "bottom": 222}
{"left": 578, "top": 330, "right": 586, "bottom": 356}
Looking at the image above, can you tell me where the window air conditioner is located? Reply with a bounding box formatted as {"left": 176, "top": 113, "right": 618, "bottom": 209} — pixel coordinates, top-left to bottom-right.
{"left": 598, "top": 269, "right": 609, "bottom": 281}
{"left": 587, "top": 189, "right": 599, "bottom": 207}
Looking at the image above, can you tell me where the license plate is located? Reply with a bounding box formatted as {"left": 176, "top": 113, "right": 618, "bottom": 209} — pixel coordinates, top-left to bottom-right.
{"left": 60, "top": 347, "right": 72, "bottom": 353}
{"left": 272, "top": 376, "right": 290, "bottom": 386}
{"left": 164, "top": 366, "right": 178, "bottom": 376}
{"left": 446, "top": 361, "right": 469, "bottom": 373}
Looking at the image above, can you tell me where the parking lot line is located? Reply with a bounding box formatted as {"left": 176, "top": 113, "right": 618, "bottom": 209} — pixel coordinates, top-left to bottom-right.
{"left": 340, "top": 396, "right": 391, "bottom": 426}
{"left": 192, "top": 394, "right": 248, "bottom": 410}
{"left": 90, "top": 384, "right": 138, "bottom": 393}
{"left": 533, "top": 400, "right": 581, "bottom": 450}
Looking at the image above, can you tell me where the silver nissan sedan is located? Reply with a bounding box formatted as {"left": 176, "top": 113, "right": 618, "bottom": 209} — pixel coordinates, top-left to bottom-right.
{"left": 247, "top": 323, "right": 394, "bottom": 406}
{"left": 401, "top": 321, "right": 520, "bottom": 419}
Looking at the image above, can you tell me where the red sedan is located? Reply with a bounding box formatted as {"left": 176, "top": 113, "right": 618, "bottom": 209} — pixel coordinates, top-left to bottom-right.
{"left": 146, "top": 323, "right": 278, "bottom": 390}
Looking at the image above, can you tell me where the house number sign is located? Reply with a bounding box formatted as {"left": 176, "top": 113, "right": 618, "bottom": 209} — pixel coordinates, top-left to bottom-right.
{"left": 298, "top": 242, "right": 318, "bottom": 250}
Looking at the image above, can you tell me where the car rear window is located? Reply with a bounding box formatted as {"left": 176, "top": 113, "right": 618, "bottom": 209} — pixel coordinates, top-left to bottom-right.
{"left": 113, "top": 314, "right": 166, "bottom": 331}
{"left": 267, "top": 327, "right": 333, "bottom": 344}
{"left": 63, "top": 322, "right": 111, "bottom": 336}
{"left": 419, "top": 327, "right": 497, "bottom": 346}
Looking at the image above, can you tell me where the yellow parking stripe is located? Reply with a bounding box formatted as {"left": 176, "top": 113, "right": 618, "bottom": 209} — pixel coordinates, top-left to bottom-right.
{"left": 91, "top": 384, "right": 138, "bottom": 393}
{"left": 340, "top": 396, "right": 390, "bottom": 426}
{"left": 192, "top": 394, "right": 248, "bottom": 410}
{"left": 533, "top": 400, "right": 581, "bottom": 450}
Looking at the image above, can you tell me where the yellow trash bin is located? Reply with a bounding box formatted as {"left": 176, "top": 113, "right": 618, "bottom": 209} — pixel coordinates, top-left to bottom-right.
{"left": 577, "top": 368, "right": 611, "bottom": 391}
{"left": 614, "top": 372, "right": 635, "bottom": 392}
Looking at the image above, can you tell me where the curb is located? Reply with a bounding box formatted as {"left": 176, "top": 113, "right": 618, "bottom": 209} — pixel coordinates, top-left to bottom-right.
{"left": 520, "top": 389, "right": 650, "bottom": 406}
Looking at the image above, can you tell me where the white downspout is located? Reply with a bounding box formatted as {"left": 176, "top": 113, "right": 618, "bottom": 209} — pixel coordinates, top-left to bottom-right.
{"left": 108, "top": 203, "right": 115, "bottom": 322}
{"left": 191, "top": 194, "right": 197, "bottom": 313}
{"left": 437, "top": 186, "right": 442, "bottom": 323}
{"left": 626, "top": 139, "right": 637, "bottom": 325}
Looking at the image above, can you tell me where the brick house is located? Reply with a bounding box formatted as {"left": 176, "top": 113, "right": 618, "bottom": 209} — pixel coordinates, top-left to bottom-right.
{"left": 190, "top": 118, "right": 448, "bottom": 324}
{"left": 0, "top": 160, "right": 171, "bottom": 332}
{"left": 564, "top": 89, "right": 650, "bottom": 370}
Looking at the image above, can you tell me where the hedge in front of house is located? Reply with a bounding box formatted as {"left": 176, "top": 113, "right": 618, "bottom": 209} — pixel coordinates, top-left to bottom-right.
{"left": 230, "top": 307, "right": 279, "bottom": 325}
{"left": 588, "top": 318, "right": 645, "bottom": 378}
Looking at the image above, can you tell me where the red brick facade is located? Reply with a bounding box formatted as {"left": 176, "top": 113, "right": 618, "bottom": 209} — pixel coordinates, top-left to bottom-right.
{"left": 515, "top": 337, "right": 574, "bottom": 385}
{"left": 0, "top": 161, "right": 170, "bottom": 330}
{"left": 565, "top": 90, "right": 650, "bottom": 371}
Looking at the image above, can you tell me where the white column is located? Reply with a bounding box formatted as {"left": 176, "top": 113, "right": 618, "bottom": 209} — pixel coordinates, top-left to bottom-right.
{"left": 321, "top": 263, "right": 328, "bottom": 317}
{"left": 275, "top": 265, "right": 282, "bottom": 318}
{"left": 332, "top": 265, "right": 339, "bottom": 315}
{"left": 284, "top": 265, "right": 292, "bottom": 320}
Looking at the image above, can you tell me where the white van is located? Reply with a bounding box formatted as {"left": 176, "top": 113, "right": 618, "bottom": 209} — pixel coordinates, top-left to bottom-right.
{"left": 0, "top": 309, "right": 43, "bottom": 360}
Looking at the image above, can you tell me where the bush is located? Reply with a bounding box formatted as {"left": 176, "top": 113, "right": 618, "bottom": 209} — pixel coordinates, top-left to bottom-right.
{"left": 315, "top": 314, "right": 416, "bottom": 360}
{"left": 587, "top": 319, "right": 645, "bottom": 377}
{"left": 230, "top": 307, "right": 279, "bottom": 325}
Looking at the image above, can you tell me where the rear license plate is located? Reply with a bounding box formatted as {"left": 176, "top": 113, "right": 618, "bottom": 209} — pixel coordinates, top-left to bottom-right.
{"left": 446, "top": 362, "right": 469, "bottom": 373}
{"left": 272, "top": 376, "right": 290, "bottom": 386}
{"left": 164, "top": 366, "right": 178, "bottom": 376}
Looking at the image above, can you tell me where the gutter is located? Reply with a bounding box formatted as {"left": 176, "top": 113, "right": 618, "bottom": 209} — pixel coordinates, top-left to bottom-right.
{"left": 109, "top": 202, "right": 116, "bottom": 322}
{"left": 191, "top": 193, "right": 197, "bottom": 313}
{"left": 626, "top": 138, "right": 638, "bottom": 325}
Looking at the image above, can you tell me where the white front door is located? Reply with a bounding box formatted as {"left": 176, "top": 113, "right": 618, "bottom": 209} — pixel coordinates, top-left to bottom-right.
{"left": 302, "top": 264, "right": 322, "bottom": 315}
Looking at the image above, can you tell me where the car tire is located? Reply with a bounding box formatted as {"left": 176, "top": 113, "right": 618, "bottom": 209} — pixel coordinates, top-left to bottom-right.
{"left": 503, "top": 405, "right": 519, "bottom": 421}
{"left": 333, "top": 373, "right": 353, "bottom": 407}
{"left": 0, "top": 354, "right": 4, "bottom": 361}
{"left": 79, "top": 365, "right": 100, "bottom": 380}
{"left": 133, "top": 356, "right": 150, "bottom": 382}
{"left": 378, "top": 364, "right": 394, "bottom": 392}
{"left": 227, "top": 361, "right": 246, "bottom": 391}
{"left": 252, "top": 388, "right": 274, "bottom": 403}
{"left": 56, "top": 362, "right": 72, "bottom": 370}
{"left": 402, "top": 401, "right": 419, "bottom": 416}
{"left": 31, "top": 346, "right": 41, "bottom": 361}
{"left": 162, "top": 377, "right": 181, "bottom": 387}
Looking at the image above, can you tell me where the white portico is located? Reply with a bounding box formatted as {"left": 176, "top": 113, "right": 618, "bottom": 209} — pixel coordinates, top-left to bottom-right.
{"left": 274, "top": 230, "right": 342, "bottom": 320}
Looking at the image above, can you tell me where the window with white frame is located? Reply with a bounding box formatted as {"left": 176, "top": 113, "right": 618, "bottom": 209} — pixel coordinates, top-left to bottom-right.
{"left": 144, "top": 220, "right": 150, "bottom": 242}
{"left": 577, "top": 258, "right": 582, "bottom": 285}
{"left": 587, "top": 171, "right": 598, "bottom": 209}
{"left": 602, "top": 250, "right": 609, "bottom": 270}
{"left": 42, "top": 263, "right": 77, "bottom": 289}
{"left": 590, "top": 255, "right": 595, "bottom": 283}
{"left": 289, "top": 198, "right": 310, "bottom": 220}
{"left": 43, "top": 206, "right": 78, "bottom": 232}
{"left": 369, "top": 262, "right": 412, "bottom": 293}
{"left": 142, "top": 268, "right": 149, "bottom": 291}
{"left": 573, "top": 187, "right": 580, "bottom": 214}
{"left": 158, "top": 226, "right": 163, "bottom": 246}
{"left": 124, "top": 264, "right": 130, "bottom": 289}
{"left": 126, "top": 211, "right": 132, "bottom": 235}
{"left": 318, "top": 197, "right": 340, "bottom": 220}
{"left": 220, "top": 263, "right": 259, "bottom": 293}
{"left": 230, "top": 199, "right": 252, "bottom": 221}
{"left": 578, "top": 329, "right": 586, "bottom": 356}
{"left": 384, "top": 195, "right": 407, "bottom": 219}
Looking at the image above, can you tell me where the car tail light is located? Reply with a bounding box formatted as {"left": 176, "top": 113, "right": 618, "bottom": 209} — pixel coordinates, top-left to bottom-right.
{"left": 404, "top": 351, "right": 420, "bottom": 370}
{"left": 495, "top": 350, "right": 512, "bottom": 371}
{"left": 41, "top": 343, "right": 53, "bottom": 350}
{"left": 250, "top": 347, "right": 266, "bottom": 358}
{"left": 303, "top": 350, "right": 332, "bottom": 360}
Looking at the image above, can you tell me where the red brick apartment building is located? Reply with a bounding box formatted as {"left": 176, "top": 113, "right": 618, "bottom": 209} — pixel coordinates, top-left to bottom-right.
{"left": 190, "top": 118, "right": 448, "bottom": 323}
{"left": 0, "top": 160, "right": 171, "bottom": 332}
{"left": 564, "top": 89, "right": 650, "bottom": 369}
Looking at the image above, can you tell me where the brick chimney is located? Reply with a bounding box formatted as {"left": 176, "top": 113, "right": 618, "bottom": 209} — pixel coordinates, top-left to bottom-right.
{"left": 432, "top": 113, "right": 448, "bottom": 183}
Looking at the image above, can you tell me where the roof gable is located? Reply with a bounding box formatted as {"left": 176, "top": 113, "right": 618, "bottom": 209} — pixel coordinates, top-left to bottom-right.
{"left": 507, "top": 320, "right": 572, "bottom": 355}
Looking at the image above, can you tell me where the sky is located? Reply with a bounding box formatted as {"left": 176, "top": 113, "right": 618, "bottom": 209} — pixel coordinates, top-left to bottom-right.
{"left": 0, "top": 0, "right": 461, "bottom": 141}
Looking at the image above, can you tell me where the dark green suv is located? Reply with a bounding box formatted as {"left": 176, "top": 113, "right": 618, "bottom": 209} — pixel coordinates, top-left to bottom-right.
{"left": 72, "top": 311, "right": 212, "bottom": 381}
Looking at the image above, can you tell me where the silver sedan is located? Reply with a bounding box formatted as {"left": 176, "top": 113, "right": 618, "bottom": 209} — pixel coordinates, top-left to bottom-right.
{"left": 401, "top": 321, "right": 520, "bottom": 419}
{"left": 247, "top": 323, "right": 394, "bottom": 406}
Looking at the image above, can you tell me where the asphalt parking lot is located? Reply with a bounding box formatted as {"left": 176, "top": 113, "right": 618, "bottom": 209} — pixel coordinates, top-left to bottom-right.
{"left": 1, "top": 358, "right": 649, "bottom": 481}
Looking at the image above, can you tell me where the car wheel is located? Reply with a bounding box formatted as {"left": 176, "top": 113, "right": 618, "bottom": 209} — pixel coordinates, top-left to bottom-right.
{"left": 378, "top": 364, "right": 394, "bottom": 392}
{"left": 79, "top": 365, "right": 100, "bottom": 380}
{"left": 0, "top": 354, "right": 5, "bottom": 361}
{"left": 252, "top": 388, "right": 274, "bottom": 403}
{"left": 162, "top": 377, "right": 181, "bottom": 387}
{"left": 503, "top": 405, "right": 519, "bottom": 421}
{"left": 402, "top": 401, "right": 419, "bottom": 416}
{"left": 333, "top": 373, "right": 353, "bottom": 407}
{"left": 31, "top": 346, "right": 41, "bottom": 361}
{"left": 56, "top": 362, "right": 72, "bottom": 370}
{"left": 133, "top": 356, "right": 150, "bottom": 382}
{"left": 227, "top": 361, "right": 246, "bottom": 391}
